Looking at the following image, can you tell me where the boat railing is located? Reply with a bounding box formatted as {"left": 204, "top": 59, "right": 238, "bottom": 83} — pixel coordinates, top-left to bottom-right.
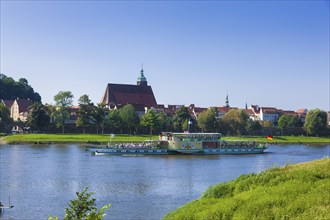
{"left": 201, "top": 140, "right": 266, "bottom": 149}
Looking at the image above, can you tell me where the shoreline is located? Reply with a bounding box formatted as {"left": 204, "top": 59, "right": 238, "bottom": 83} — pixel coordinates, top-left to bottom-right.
{"left": 2, "top": 141, "right": 330, "bottom": 146}
{"left": 163, "top": 158, "right": 330, "bottom": 219}
{"left": 1, "top": 134, "right": 329, "bottom": 145}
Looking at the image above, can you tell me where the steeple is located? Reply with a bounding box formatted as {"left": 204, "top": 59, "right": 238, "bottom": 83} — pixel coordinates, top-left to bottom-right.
{"left": 225, "top": 93, "right": 230, "bottom": 107}
{"left": 137, "top": 67, "right": 147, "bottom": 86}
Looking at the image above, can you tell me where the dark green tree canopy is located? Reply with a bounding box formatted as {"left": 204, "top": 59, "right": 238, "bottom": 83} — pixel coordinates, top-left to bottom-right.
{"left": 0, "top": 102, "right": 13, "bottom": 132}
{"left": 278, "top": 114, "right": 303, "bottom": 131}
{"left": 222, "top": 109, "right": 249, "bottom": 135}
{"left": 119, "top": 104, "right": 139, "bottom": 134}
{"left": 172, "top": 106, "right": 191, "bottom": 132}
{"left": 278, "top": 115, "right": 289, "bottom": 131}
{"left": 0, "top": 74, "right": 41, "bottom": 102}
{"left": 76, "top": 95, "right": 95, "bottom": 133}
{"left": 140, "top": 109, "right": 160, "bottom": 137}
{"left": 0, "top": 102, "right": 11, "bottom": 123}
{"left": 26, "top": 103, "right": 50, "bottom": 132}
{"left": 197, "top": 107, "right": 218, "bottom": 132}
{"left": 304, "top": 109, "right": 328, "bottom": 136}
{"left": 93, "top": 104, "right": 109, "bottom": 134}
{"left": 108, "top": 109, "right": 122, "bottom": 133}
{"left": 53, "top": 91, "right": 74, "bottom": 133}
{"left": 158, "top": 111, "right": 173, "bottom": 132}
{"left": 246, "top": 119, "right": 261, "bottom": 134}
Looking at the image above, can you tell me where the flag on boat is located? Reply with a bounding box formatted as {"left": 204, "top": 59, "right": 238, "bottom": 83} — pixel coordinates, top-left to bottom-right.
{"left": 266, "top": 135, "right": 273, "bottom": 140}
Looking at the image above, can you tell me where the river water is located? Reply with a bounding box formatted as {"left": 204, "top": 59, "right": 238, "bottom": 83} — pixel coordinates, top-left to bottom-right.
{"left": 0, "top": 144, "right": 329, "bottom": 220}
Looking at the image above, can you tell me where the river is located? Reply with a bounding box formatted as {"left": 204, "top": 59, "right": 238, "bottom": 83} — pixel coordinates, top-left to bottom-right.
{"left": 0, "top": 144, "right": 329, "bottom": 220}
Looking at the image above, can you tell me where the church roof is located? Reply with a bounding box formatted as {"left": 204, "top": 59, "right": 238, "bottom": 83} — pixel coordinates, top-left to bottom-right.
{"left": 100, "top": 83, "right": 157, "bottom": 108}
{"left": 1, "top": 100, "right": 14, "bottom": 108}
{"left": 15, "top": 99, "right": 33, "bottom": 113}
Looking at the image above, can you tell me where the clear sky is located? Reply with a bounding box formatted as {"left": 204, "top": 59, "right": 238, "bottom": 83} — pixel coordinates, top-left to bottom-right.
{"left": 1, "top": 1, "right": 329, "bottom": 111}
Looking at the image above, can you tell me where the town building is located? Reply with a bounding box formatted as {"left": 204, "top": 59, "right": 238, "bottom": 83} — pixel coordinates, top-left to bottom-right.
{"left": 1, "top": 98, "right": 33, "bottom": 122}
{"left": 1, "top": 98, "right": 33, "bottom": 133}
{"left": 100, "top": 68, "right": 157, "bottom": 116}
{"left": 259, "top": 107, "right": 282, "bottom": 123}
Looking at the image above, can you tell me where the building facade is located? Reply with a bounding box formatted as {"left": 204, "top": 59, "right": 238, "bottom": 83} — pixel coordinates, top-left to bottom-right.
{"left": 100, "top": 68, "right": 158, "bottom": 114}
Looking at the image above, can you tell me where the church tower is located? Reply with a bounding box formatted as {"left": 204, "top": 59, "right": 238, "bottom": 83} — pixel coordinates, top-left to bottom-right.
{"left": 137, "top": 68, "right": 148, "bottom": 86}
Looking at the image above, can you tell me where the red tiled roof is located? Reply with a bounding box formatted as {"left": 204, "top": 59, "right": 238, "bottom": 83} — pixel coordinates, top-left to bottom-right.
{"left": 296, "top": 109, "right": 307, "bottom": 114}
{"left": 243, "top": 109, "right": 254, "bottom": 115}
{"left": 262, "top": 108, "right": 279, "bottom": 114}
{"left": 101, "top": 83, "right": 157, "bottom": 107}
{"left": 1, "top": 100, "right": 14, "bottom": 108}
{"left": 16, "top": 99, "right": 33, "bottom": 113}
{"left": 217, "top": 106, "right": 234, "bottom": 113}
{"left": 193, "top": 107, "right": 207, "bottom": 113}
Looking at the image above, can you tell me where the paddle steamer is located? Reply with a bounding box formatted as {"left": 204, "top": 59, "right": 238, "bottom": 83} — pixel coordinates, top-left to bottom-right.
{"left": 87, "top": 132, "right": 267, "bottom": 155}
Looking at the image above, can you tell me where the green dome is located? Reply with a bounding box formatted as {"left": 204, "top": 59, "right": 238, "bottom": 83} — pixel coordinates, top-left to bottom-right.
{"left": 137, "top": 68, "right": 147, "bottom": 86}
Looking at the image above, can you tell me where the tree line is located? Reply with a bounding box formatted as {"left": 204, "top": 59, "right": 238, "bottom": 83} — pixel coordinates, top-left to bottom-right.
{"left": 0, "top": 74, "right": 41, "bottom": 102}
{"left": 0, "top": 90, "right": 329, "bottom": 137}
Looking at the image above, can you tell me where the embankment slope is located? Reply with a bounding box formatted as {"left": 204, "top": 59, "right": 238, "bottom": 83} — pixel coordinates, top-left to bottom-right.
{"left": 163, "top": 158, "right": 330, "bottom": 220}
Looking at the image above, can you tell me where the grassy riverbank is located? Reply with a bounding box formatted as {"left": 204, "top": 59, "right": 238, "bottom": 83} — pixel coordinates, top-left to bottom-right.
{"left": 2, "top": 134, "right": 330, "bottom": 144}
{"left": 1, "top": 133, "right": 329, "bottom": 144}
{"left": 222, "top": 136, "right": 330, "bottom": 144}
{"left": 2, "top": 133, "right": 158, "bottom": 144}
{"left": 163, "top": 158, "right": 330, "bottom": 220}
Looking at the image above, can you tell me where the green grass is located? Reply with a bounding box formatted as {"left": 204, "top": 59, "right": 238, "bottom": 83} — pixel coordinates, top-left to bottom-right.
{"left": 2, "top": 133, "right": 159, "bottom": 144}
{"left": 223, "top": 136, "right": 330, "bottom": 144}
{"left": 163, "top": 158, "right": 330, "bottom": 220}
{"left": 1, "top": 134, "right": 329, "bottom": 144}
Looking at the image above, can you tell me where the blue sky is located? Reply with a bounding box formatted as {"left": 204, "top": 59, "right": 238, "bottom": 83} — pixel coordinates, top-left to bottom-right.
{"left": 1, "top": 1, "right": 329, "bottom": 111}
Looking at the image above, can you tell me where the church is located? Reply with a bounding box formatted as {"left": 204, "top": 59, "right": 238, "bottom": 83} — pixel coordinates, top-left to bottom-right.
{"left": 100, "top": 68, "right": 158, "bottom": 113}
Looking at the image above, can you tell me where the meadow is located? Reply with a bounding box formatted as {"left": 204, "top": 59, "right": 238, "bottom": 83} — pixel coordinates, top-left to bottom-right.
{"left": 2, "top": 133, "right": 158, "bottom": 144}
{"left": 222, "top": 135, "right": 330, "bottom": 144}
{"left": 163, "top": 158, "right": 330, "bottom": 220}
{"left": 1, "top": 133, "right": 329, "bottom": 144}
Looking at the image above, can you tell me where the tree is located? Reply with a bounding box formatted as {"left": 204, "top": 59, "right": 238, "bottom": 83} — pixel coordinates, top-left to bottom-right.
{"left": 49, "top": 187, "right": 110, "bottom": 220}
{"left": 158, "top": 111, "right": 173, "bottom": 132}
{"left": 93, "top": 104, "right": 109, "bottom": 134}
{"left": 172, "top": 106, "right": 191, "bottom": 132}
{"left": 26, "top": 103, "right": 50, "bottom": 132}
{"left": 53, "top": 91, "right": 74, "bottom": 133}
{"left": 197, "top": 108, "right": 218, "bottom": 132}
{"left": 304, "top": 109, "right": 328, "bottom": 136}
{"left": 262, "top": 120, "right": 273, "bottom": 127}
{"left": 218, "top": 118, "right": 228, "bottom": 135}
{"left": 197, "top": 110, "right": 208, "bottom": 132}
{"left": 119, "top": 104, "right": 139, "bottom": 135}
{"left": 278, "top": 114, "right": 289, "bottom": 132}
{"left": 0, "top": 74, "right": 41, "bottom": 102}
{"left": 76, "top": 95, "right": 94, "bottom": 133}
{"left": 246, "top": 119, "right": 261, "bottom": 134}
{"left": 288, "top": 115, "right": 303, "bottom": 127}
{"left": 222, "top": 109, "right": 249, "bottom": 135}
{"left": 0, "top": 102, "right": 12, "bottom": 132}
{"left": 278, "top": 114, "right": 303, "bottom": 135}
{"left": 140, "top": 109, "right": 160, "bottom": 138}
{"left": 108, "top": 109, "right": 122, "bottom": 133}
